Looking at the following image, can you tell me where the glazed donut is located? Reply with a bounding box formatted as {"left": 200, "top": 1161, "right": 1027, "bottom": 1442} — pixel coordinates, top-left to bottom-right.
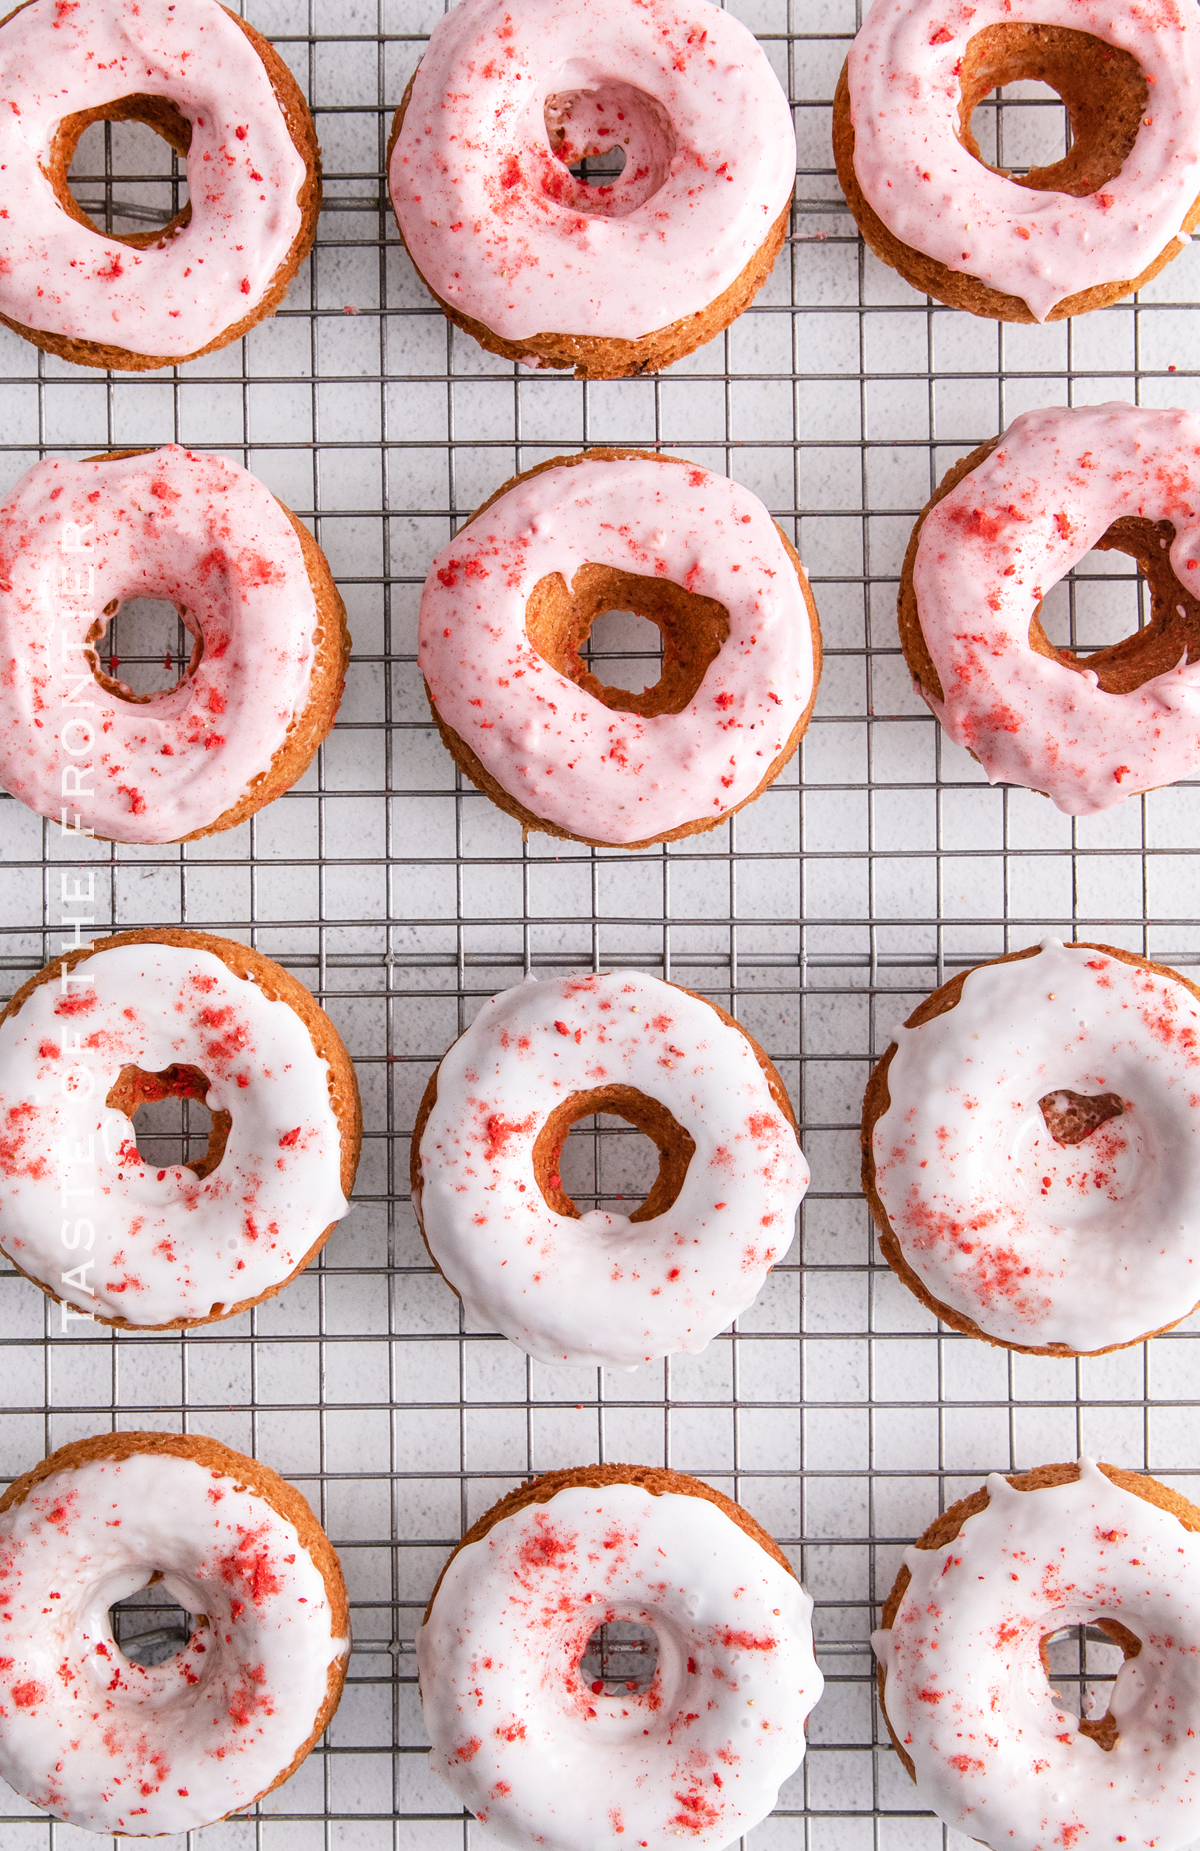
{"left": 418, "top": 1464, "right": 823, "bottom": 1851}
{"left": 874, "top": 1459, "right": 1200, "bottom": 1851}
{"left": 418, "top": 450, "right": 821, "bottom": 849}
{"left": 897, "top": 404, "right": 1200, "bottom": 815}
{"left": 0, "top": 1430, "right": 348, "bottom": 1836}
{"left": 833, "top": 0, "right": 1200, "bottom": 323}
{"left": 861, "top": 938, "right": 1200, "bottom": 1357}
{"left": 0, "top": 444, "right": 349, "bottom": 844}
{"left": 411, "top": 968, "right": 808, "bottom": 1369}
{"left": 0, "top": 928, "right": 361, "bottom": 1329}
{"left": 387, "top": 0, "right": 796, "bottom": 377}
{"left": 0, "top": 0, "right": 320, "bottom": 370}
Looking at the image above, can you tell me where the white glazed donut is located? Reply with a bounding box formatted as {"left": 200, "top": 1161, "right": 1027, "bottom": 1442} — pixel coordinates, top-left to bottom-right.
{"left": 841, "top": 0, "right": 1200, "bottom": 322}
{"left": 863, "top": 938, "right": 1200, "bottom": 1355}
{"left": 388, "top": 0, "right": 796, "bottom": 368}
{"left": 0, "top": 930, "right": 359, "bottom": 1329}
{"left": 0, "top": 1431, "right": 349, "bottom": 1836}
{"left": 412, "top": 969, "right": 809, "bottom": 1368}
{"left": 0, "top": 0, "right": 318, "bottom": 367}
{"left": 418, "top": 453, "right": 820, "bottom": 847}
{"left": 0, "top": 444, "right": 348, "bottom": 844}
{"left": 904, "top": 404, "right": 1200, "bottom": 815}
{"left": 418, "top": 1469, "right": 823, "bottom": 1851}
{"left": 873, "top": 1459, "right": 1200, "bottom": 1851}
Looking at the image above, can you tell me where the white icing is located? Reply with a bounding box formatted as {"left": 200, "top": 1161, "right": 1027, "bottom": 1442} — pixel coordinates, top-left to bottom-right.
{"left": 417, "top": 1482, "right": 822, "bottom": 1851}
{"left": 0, "top": 940, "right": 350, "bottom": 1326}
{"left": 0, "top": 1448, "right": 347, "bottom": 1835}
{"left": 846, "top": 0, "right": 1200, "bottom": 322}
{"left": 0, "top": 0, "right": 306, "bottom": 359}
{"left": 913, "top": 403, "right": 1200, "bottom": 815}
{"left": 871, "top": 940, "right": 1200, "bottom": 1352}
{"left": 0, "top": 446, "right": 326, "bottom": 844}
{"left": 417, "top": 970, "right": 809, "bottom": 1369}
{"left": 388, "top": 0, "right": 796, "bottom": 344}
{"left": 418, "top": 457, "right": 816, "bottom": 845}
{"left": 873, "top": 1459, "right": 1200, "bottom": 1851}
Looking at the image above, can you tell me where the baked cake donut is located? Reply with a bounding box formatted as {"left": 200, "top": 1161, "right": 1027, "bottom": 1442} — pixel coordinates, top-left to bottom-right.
{"left": 419, "top": 450, "right": 821, "bottom": 849}
{"left": 833, "top": 0, "right": 1200, "bottom": 322}
{"left": 387, "top": 0, "right": 796, "bottom": 377}
{"left": 874, "top": 1459, "right": 1200, "bottom": 1851}
{"left": 898, "top": 404, "right": 1200, "bottom": 814}
{"left": 0, "top": 928, "right": 360, "bottom": 1329}
{"left": 418, "top": 1464, "right": 823, "bottom": 1850}
{"left": 0, "top": 1430, "right": 348, "bottom": 1835}
{"left": 0, "top": 444, "right": 349, "bottom": 844}
{"left": 411, "top": 968, "right": 808, "bottom": 1369}
{"left": 861, "top": 938, "right": 1200, "bottom": 1357}
{"left": 0, "top": 0, "right": 320, "bottom": 370}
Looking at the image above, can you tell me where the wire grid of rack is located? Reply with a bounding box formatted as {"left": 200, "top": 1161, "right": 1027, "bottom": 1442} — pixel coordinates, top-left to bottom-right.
{"left": 0, "top": 0, "right": 1199, "bottom": 1845}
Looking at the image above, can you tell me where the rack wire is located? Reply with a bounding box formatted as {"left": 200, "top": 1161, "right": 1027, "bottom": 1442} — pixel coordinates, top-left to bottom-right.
{"left": 0, "top": 1, "right": 1198, "bottom": 1845}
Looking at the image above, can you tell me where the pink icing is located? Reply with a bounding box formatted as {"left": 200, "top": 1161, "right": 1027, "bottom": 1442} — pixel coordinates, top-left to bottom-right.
{"left": 418, "top": 457, "right": 816, "bottom": 844}
{"left": 0, "top": 0, "right": 306, "bottom": 359}
{"left": 0, "top": 444, "right": 326, "bottom": 844}
{"left": 388, "top": 0, "right": 796, "bottom": 343}
{"left": 846, "top": 0, "right": 1200, "bottom": 321}
{"left": 911, "top": 402, "right": 1200, "bottom": 814}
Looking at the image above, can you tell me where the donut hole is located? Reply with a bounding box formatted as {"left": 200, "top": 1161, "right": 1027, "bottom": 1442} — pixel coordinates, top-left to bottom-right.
{"left": 544, "top": 81, "right": 676, "bottom": 218}
{"left": 526, "top": 565, "right": 730, "bottom": 718}
{"left": 106, "top": 1063, "right": 231, "bottom": 1181}
{"left": 109, "top": 1578, "right": 204, "bottom": 1670}
{"left": 579, "top": 1619, "right": 659, "bottom": 1695}
{"left": 957, "top": 25, "right": 1148, "bottom": 199}
{"left": 1030, "top": 518, "right": 1200, "bottom": 695}
{"left": 86, "top": 597, "right": 203, "bottom": 702}
{"left": 1038, "top": 1089, "right": 1125, "bottom": 1147}
{"left": 581, "top": 607, "right": 663, "bottom": 695}
{"left": 55, "top": 96, "right": 192, "bottom": 249}
{"left": 533, "top": 1086, "right": 696, "bottom": 1221}
{"left": 1040, "top": 1619, "right": 1141, "bottom": 1751}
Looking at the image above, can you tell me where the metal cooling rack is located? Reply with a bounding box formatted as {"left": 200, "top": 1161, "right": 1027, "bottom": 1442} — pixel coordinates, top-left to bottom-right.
{"left": 0, "top": 1, "right": 1198, "bottom": 1845}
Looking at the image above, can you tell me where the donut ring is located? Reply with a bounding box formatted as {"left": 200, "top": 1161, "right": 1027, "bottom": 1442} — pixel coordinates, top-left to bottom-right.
{"left": 417, "top": 1464, "right": 823, "bottom": 1851}
{"left": 0, "top": 928, "right": 361, "bottom": 1329}
{"left": 418, "top": 450, "right": 821, "bottom": 849}
{"left": 898, "top": 403, "right": 1200, "bottom": 814}
{"left": 861, "top": 938, "right": 1200, "bottom": 1357}
{"left": 0, "top": 444, "right": 349, "bottom": 844}
{"left": 411, "top": 968, "right": 808, "bottom": 1369}
{"left": 0, "top": 0, "right": 320, "bottom": 370}
{"left": 386, "top": 0, "right": 796, "bottom": 378}
{"left": 0, "top": 1430, "right": 348, "bottom": 1836}
{"left": 874, "top": 1460, "right": 1200, "bottom": 1851}
{"left": 833, "top": 0, "right": 1200, "bottom": 323}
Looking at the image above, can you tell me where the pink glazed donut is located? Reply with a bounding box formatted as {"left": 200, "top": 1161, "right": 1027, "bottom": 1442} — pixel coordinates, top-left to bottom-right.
{"left": 387, "top": 0, "right": 797, "bottom": 376}
{"left": 0, "top": 444, "right": 349, "bottom": 844}
{"left": 0, "top": 0, "right": 320, "bottom": 370}
{"left": 418, "top": 450, "right": 822, "bottom": 848}
{"left": 898, "top": 402, "right": 1200, "bottom": 815}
